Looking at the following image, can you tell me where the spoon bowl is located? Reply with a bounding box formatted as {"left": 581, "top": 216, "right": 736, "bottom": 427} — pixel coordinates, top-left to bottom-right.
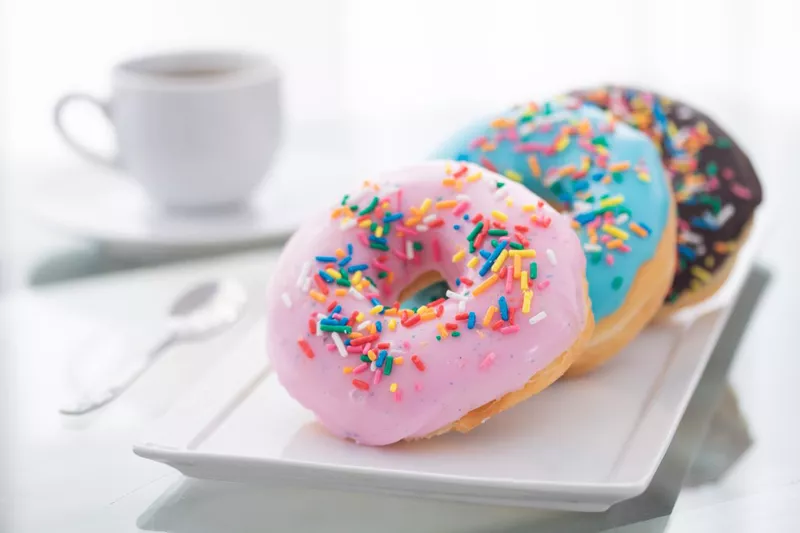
{"left": 60, "top": 278, "right": 248, "bottom": 415}
{"left": 168, "top": 279, "right": 248, "bottom": 340}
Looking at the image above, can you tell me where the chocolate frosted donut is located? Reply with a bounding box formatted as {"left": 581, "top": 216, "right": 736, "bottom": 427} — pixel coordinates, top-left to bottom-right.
{"left": 570, "top": 86, "right": 762, "bottom": 311}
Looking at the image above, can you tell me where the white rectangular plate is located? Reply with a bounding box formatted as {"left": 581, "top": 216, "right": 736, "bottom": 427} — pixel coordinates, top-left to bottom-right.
{"left": 134, "top": 214, "right": 767, "bottom": 512}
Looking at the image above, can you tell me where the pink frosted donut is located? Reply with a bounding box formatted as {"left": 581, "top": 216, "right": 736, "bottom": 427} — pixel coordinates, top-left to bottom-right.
{"left": 266, "top": 161, "right": 593, "bottom": 445}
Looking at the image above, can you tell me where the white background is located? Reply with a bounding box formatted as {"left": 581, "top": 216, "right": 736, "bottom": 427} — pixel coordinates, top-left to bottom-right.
{"left": 4, "top": 0, "right": 800, "bottom": 159}
{"left": 1, "top": 2, "right": 798, "bottom": 290}
{"left": 3, "top": 0, "right": 800, "bottom": 290}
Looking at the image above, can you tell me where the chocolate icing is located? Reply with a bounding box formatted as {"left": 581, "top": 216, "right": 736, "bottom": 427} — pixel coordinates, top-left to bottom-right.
{"left": 570, "top": 86, "right": 762, "bottom": 303}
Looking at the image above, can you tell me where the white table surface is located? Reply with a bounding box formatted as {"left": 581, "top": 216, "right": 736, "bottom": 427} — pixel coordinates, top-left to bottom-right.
{"left": 0, "top": 234, "right": 796, "bottom": 532}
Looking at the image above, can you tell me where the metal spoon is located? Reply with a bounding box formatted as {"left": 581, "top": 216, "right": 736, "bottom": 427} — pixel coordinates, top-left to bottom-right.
{"left": 59, "top": 279, "right": 247, "bottom": 415}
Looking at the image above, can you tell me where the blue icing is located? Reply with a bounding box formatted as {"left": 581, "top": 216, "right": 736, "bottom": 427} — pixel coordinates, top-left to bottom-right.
{"left": 433, "top": 99, "right": 670, "bottom": 320}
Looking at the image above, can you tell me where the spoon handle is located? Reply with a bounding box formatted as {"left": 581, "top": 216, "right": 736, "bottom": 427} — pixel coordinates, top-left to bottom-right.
{"left": 59, "top": 332, "right": 176, "bottom": 415}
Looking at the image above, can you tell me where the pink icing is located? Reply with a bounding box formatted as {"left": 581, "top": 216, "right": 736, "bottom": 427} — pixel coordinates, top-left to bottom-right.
{"left": 266, "top": 161, "right": 589, "bottom": 445}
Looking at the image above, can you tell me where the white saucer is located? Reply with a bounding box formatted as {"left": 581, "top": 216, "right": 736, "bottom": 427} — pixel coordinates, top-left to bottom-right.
{"left": 27, "top": 114, "right": 470, "bottom": 259}
{"left": 30, "top": 163, "right": 346, "bottom": 258}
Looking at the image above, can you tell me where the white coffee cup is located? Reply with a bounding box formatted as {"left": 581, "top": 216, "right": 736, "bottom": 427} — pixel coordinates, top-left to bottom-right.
{"left": 54, "top": 50, "right": 282, "bottom": 210}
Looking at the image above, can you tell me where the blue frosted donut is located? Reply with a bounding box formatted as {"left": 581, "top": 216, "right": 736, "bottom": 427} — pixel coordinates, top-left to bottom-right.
{"left": 434, "top": 97, "right": 676, "bottom": 372}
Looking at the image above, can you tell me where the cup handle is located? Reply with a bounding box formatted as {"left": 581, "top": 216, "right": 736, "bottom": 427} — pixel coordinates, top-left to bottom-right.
{"left": 53, "top": 93, "right": 120, "bottom": 169}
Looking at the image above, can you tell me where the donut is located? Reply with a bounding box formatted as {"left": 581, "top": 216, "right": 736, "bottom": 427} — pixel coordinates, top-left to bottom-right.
{"left": 569, "top": 86, "right": 763, "bottom": 314}
{"left": 433, "top": 98, "right": 676, "bottom": 375}
{"left": 266, "top": 161, "right": 594, "bottom": 445}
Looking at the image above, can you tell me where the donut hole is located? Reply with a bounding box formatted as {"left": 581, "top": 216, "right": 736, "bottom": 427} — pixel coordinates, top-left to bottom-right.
{"left": 535, "top": 189, "right": 568, "bottom": 214}
{"left": 398, "top": 270, "right": 451, "bottom": 309}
